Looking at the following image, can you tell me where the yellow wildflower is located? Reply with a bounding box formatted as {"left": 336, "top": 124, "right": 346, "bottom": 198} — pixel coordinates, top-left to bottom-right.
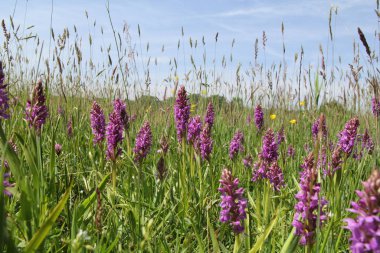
{"left": 299, "top": 101, "right": 305, "bottom": 106}
{"left": 201, "top": 90, "right": 207, "bottom": 95}
{"left": 290, "top": 119, "right": 297, "bottom": 124}
{"left": 270, "top": 114, "right": 276, "bottom": 120}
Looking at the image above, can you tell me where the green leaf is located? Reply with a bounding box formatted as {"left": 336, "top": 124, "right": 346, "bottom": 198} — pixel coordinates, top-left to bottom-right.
{"left": 0, "top": 170, "right": 5, "bottom": 246}
{"left": 207, "top": 213, "right": 220, "bottom": 253}
{"left": 20, "top": 190, "right": 33, "bottom": 239}
{"left": 314, "top": 72, "right": 321, "bottom": 107}
{"left": 247, "top": 192, "right": 255, "bottom": 209}
{"left": 0, "top": 169, "right": 18, "bottom": 252}
{"left": 186, "top": 217, "right": 205, "bottom": 253}
{"left": 249, "top": 209, "right": 279, "bottom": 253}
{"left": 280, "top": 227, "right": 299, "bottom": 253}
{"left": 320, "top": 220, "right": 333, "bottom": 252}
{"left": 25, "top": 179, "right": 74, "bottom": 252}
{"left": 292, "top": 175, "right": 300, "bottom": 191}
{"left": 245, "top": 213, "right": 250, "bottom": 251}
{"left": 233, "top": 234, "right": 242, "bottom": 253}
{"left": 76, "top": 173, "right": 110, "bottom": 218}
{"left": 71, "top": 173, "right": 110, "bottom": 240}
{"left": 49, "top": 118, "right": 61, "bottom": 179}
{"left": 105, "top": 235, "right": 120, "bottom": 253}
{"left": 0, "top": 127, "right": 21, "bottom": 179}
{"left": 15, "top": 133, "right": 39, "bottom": 186}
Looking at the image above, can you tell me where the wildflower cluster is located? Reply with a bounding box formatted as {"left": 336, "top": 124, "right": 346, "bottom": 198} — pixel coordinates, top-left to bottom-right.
{"left": 219, "top": 168, "right": 247, "bottom": 234}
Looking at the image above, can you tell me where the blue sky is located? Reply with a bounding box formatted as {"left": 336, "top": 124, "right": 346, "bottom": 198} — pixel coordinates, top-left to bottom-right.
{"left": 0, "top": 0, "right": 378, "bottom": 90}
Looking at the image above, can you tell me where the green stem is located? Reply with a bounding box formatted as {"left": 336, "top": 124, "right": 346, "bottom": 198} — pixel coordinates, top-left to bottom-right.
{"left": 197, "top": 157, "right": 203, "bottom": 204}
{"left": 137, "top": 163, "right": 142, "bottom": 248}
{"left": 233, "top": 234, "right": 241, "bottom": 253}
{"left": 126, "top": 132, "right": 131, "bottom": 156}
{"left": 112, "top": 161, "right": 117, "bottom": 190}
{"left": 181, "top": 138, "right": 188, "bottom": 214}
{"left": 264, "top": 182, "right": 270, "bottom": 225}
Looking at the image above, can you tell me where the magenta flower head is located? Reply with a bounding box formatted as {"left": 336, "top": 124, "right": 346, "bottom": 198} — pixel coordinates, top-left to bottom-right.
{"left": 90, "top": 101, "right": 106, "bottom": 145}
{"left": 155, "top": 157, "right": 167, "bottom": 181}
{"left": 199, "top": 124, "right": 213, "bottom": 161}
{"left": 277, "top": 126, "right": 285, "bottom": 145}
{"left": 0, "top": 61, "right": 9, "bottom": 120}
{"left": 267, "top": 162, "right": 285, "bottom": 191}
{"left": 318, "top": 114, "right": 328, "bottom": 139}
{"left": 312, "top": 114, "right": 328, "bottom": 140}
{"left": 254, "top": 105, "right": 264, "bottom": 131}
{"left": 246, "top": 114, "right": 252, "bottom": 125}
{"left": 25, "top": 80, "right": 49, "bottom": 134}
{"left": 130, "top": 114, "right": 137, "bottom": 123}
{"left": 252, "top": 128, "right": 284, "bottom": 191}
{"left": 371, "top": 97, "right": 380, "bottom": 117}
{"left": 133, "top": 121, "right": 152, "bottom": 163}
{"left": 311, "top": 121, "right": 318, "bottom": 139}
{"left": 174, "top": 86, "right": 190, "bottom": 142}
{"left": 304, "top": 143, "right": 311, "bottom": 153}
{"left": 55, "top": 143, "right": 62, "bottom": 156}
{"left": 158, "top": 136, "right": 169, "bottom": 155}
{"left": 106, "top": 102, "right": 124, "bottom": 162}
{"left": 243, "top": 155, "right": 253, "bottom": 168}
{"left": 345, "top": 169, "right": 380, "bottom": 253}
{"left": 113, "top": 99, "right": 129, "bottom": 132}
{"left": 292, "top": 153, "right": 328, "bottom": 246}
{"left": 362, "top": 129, "right": 374, "bottom": 154}
{"left": 317, "top": 145, "right": 327, "bottom": 173}
{"left": 57, "top": 104, "right": 64, "bottom": 116}
{"left": 204, "top": 102, "right": 214, "bottom": 130}
{"left": 338, "top": 117, "right": 360, "bottom": 155}
{"left": 3, "top": 172, "right": 14, "bottom": 197}
{"left": 261, "top": 129, "right": 278, "bottom": 163}
{"left": 287, "top": 145, "right": 295, "bottom": 158}
{"left": 187, "top": 116, "right": 202, "bottom": 145}
{"left": 229, "top": 130, "right": 244, "bottom": 160}
{"left": 325, "top": 145, "right": 343, "bottom": 177}
{"left": 218, "top": 168, "right": 247, "bottom": 234}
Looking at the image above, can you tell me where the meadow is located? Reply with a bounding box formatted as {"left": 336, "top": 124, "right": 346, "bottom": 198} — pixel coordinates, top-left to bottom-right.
{"left": 0, "top": 4, "right": 380, "bottom": 253}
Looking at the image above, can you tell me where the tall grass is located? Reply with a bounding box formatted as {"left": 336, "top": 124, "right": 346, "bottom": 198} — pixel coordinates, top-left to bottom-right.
{"left": 0, "top": 2, "right": 379, "bottom": 252}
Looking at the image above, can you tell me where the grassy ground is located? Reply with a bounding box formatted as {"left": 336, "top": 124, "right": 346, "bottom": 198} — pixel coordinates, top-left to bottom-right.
{"left": 0, "top": 88, "right": 378, "bottom": 252}
{"left": 0, "top": 7, "right": 380, "bottom": 252}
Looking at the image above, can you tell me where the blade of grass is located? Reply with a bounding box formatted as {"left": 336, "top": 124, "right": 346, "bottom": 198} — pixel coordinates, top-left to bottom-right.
{"left": 207, "top": 212, "right": 221, "bottom": 253}
{"left": 25, "top": 179, "right": 74, "bottom": 252}
{"left": 249, "top": 209, "right": 279, "bottom": 253}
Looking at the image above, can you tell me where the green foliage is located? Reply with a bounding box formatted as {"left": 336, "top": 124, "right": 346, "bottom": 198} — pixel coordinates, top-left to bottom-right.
{"left": 0, "top": 86, "right": 377, "bottom": 252}
{"left": 0, "top": 9, "right": 379, "bottom": 252}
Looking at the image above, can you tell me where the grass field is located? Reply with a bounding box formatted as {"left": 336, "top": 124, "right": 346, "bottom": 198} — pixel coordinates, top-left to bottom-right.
{"left": 0, "top": 3, "right": 380, "bottom": 252}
